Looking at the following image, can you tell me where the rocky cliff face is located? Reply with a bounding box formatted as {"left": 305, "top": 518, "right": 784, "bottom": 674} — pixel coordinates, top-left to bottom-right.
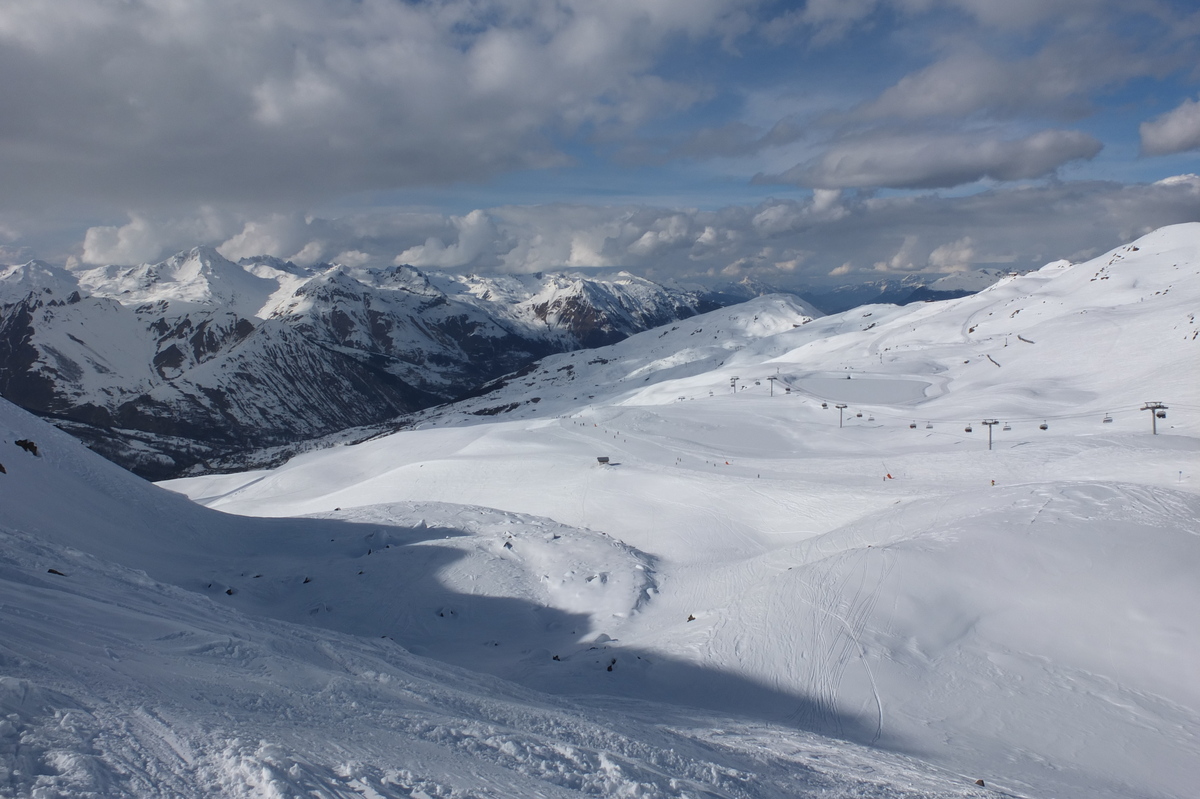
{"left": 0, "top": 249, "right": 719, "bottom": 478}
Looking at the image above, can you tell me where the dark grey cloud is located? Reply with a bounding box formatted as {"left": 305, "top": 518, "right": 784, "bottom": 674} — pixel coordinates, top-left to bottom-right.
{"left": 0, "top": 0, "right": 754, "bottom": 212}
{"left": 754, "top": 129, "right": 1103, "bottom": 190}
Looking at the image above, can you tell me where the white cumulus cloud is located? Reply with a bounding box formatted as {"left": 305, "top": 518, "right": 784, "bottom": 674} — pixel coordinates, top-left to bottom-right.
{"left": 396, "top": 210, "right": 503, "bottom": 269}
{"left": 82, "top": 211, "right": 228, "bottom": 264}
{"left": 1141, "top": 98, "right": 1200, "bottom": 157}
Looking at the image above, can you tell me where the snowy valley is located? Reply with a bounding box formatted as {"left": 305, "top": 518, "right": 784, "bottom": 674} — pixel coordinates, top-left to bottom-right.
{"left": 1, "top": 223, "right": 1198, "bottom": 798}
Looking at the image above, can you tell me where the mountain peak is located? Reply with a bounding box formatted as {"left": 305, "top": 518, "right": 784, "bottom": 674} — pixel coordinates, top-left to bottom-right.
{"left": 0, "top": 259, "right": 82, "bottom": 303}
{"left": 75, "top": 246, "right": 284, "bottom": 318}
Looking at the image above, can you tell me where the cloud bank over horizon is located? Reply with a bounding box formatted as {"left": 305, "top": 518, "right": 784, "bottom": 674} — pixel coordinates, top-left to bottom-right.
{"left": 70, "top": 176, "right": 1200, "bottom": 289}
{"left": 1, "top": 0, "right": 1198, "bottom": 285}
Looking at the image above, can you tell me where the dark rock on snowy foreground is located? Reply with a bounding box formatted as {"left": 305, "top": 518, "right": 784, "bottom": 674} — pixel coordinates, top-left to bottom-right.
{"left": 0, "top": 248, "right": 724, "bottom": 478}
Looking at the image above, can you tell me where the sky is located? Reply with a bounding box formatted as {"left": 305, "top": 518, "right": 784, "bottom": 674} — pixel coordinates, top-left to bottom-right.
{"left": 1, "top": 0, "right": 1199, "bottom": 288}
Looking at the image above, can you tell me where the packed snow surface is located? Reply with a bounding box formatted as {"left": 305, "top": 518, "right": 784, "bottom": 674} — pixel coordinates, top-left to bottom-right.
{"left": 4, "top": 224, "right": 1200, "bottom": 798}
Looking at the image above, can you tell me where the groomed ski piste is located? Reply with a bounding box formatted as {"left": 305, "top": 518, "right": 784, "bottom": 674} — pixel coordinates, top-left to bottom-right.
{"left": 4, "top": 224, "right": 1199, "bottom": 798}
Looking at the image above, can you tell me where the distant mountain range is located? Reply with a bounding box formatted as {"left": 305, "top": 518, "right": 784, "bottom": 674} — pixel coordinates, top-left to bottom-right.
{"left": 0, "top": 248, "right": 732, "bottom": 478}
{"left": 803, "top": 268, "right": 1014, "bottom": 313}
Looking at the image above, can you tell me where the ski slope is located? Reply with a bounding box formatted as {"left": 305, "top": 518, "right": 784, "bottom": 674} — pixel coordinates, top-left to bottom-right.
{"left": 3, "top": 224, "right": 1198, "bottom": 798}
{"left": 2, "top": 398, "right": 1012, "bottom": 799}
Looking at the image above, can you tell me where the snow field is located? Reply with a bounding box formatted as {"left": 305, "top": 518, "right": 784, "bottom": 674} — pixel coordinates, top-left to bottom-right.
{"left": 1, "top": 400, "right": 1002, "bottom": 799}
{"left": 168, "top": 225, "right": 1200, "bottom": 798}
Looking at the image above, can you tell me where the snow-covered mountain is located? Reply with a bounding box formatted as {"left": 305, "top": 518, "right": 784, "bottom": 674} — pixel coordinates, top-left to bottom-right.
{"left": 0, "top": 248, "right": 720, "bottom": 478}
{"left": 165, "top": 223, "right": 1200, "bottom": 799}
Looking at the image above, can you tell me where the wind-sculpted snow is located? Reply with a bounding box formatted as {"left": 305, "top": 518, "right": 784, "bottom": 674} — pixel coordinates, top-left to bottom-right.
{"left": 168, "top": 224, "right": 1200, "bottom": 799}
{"left": 0, "top": 521, "right": 998, "bottom": 798}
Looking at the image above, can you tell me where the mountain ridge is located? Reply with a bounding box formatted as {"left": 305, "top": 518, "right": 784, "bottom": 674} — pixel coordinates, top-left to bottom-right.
{"left": 0, "top": 249, "right": 733, "bottom": 477}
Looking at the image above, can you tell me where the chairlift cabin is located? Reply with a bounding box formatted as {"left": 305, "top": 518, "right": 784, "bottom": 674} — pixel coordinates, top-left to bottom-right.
{"left": 1102, "top": 414, "right": 1113, "bottom": 423}
{"left": 925, "top": 422, "right": 933, "bottom": 429}
{"left": 1002, "top": 422, "right": 1011, "bottom": 431}
{"left": 867, "top": 415, "right": 875, "bottom": 421}
{"left": 1039, "top": 421, "right": 1048, "bottom": 430}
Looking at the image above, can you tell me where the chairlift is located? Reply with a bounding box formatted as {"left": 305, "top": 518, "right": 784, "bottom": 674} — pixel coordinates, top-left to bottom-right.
{"left": 909, "top": 422, "right": 917, "bottom": 429}
{"left": 1039, "top": 421, "right": 1048, "bottom": 430}
{"left": 964, "top": 425, "right": 973, "bottom": 433}
{"left": 1102, "top": 414, "right": 1113, "bottom": 423}
{"left": 1002, "top": 422, "right": 1011, "bottom": 431}
{"left": 925, "top": 422, "right": 933, "bottom": 429}
{"left": 867, "top": 415, "right": 875, "bottom": 422}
